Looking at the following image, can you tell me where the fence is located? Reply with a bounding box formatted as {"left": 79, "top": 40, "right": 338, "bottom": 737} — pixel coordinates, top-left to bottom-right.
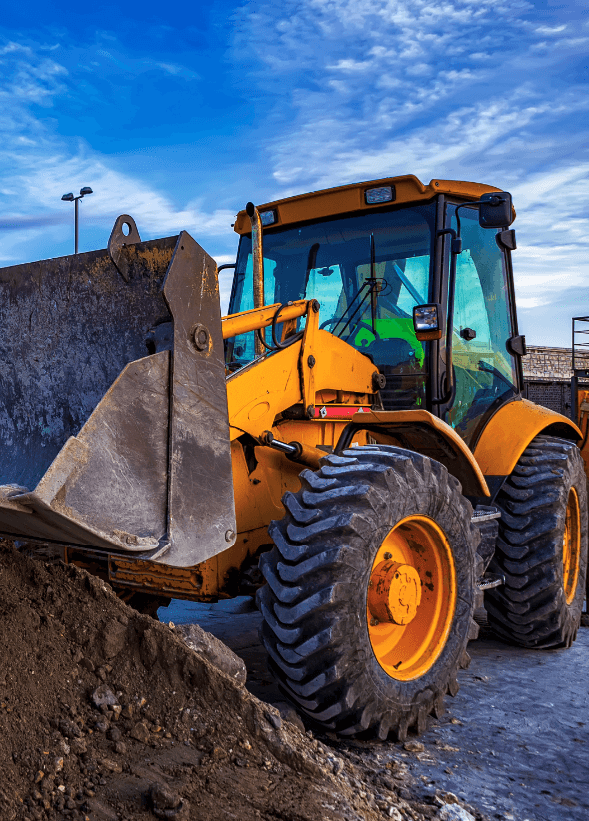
{"left": 522, "top": 346, "right": 589, "bottom": 419}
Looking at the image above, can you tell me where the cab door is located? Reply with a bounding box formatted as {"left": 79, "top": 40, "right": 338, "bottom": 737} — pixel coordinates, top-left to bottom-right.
{"left": 442, "top": 204, "right": 520, "bottom": 446}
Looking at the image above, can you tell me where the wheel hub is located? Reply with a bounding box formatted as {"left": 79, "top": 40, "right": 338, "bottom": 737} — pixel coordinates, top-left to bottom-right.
{"left": 367, "top": 515, "right": 456, "bottom": 681}
{"left": 563, "top": 486, "right": 581, "bottom": 605}
{"left": 368, "top": 560, "right": 422, "bottom": 626}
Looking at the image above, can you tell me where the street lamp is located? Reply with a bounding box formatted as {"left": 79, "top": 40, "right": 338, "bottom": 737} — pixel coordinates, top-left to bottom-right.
{"left": 61, "top": 186, "right": 93, "bottom": 254}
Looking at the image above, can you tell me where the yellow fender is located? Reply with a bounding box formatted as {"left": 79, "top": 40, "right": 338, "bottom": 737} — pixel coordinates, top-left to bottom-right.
{"left": 341, "top": 409, "right": 490, "bottom": 498}
{"left": 473, "top": 398, "right": 582, "bottom": 496}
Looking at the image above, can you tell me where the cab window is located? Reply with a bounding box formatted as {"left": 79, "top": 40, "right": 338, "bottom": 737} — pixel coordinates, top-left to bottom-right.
{"left": 446, "top": 205, "right": 518, "bottom": 442}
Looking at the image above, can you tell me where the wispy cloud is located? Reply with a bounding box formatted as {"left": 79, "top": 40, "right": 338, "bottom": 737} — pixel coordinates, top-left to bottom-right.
{"left": 535, "top": 24, "right": 566, "bottom": 34}
{"left": 0, "top": 3, "right": 587, "bottom": 341}
{"left": 5, "top": 150, "right": 235, "bottom": 234}
{"left": 234, "top": 0, "right": 584, "bottom": 186}
{"left": 232, "top": 0, "right": 589, "bottom": 345}
{"left": 93, "top": 48, "right": 200, "bottom": 81}
{"left": 0, "top": 35, "right": 233, "bottom": 265}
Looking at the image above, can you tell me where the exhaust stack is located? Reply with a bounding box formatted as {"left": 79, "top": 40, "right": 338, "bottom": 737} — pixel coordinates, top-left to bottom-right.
{"left": 246, "top": 201, "right": 265, "bottom": 355}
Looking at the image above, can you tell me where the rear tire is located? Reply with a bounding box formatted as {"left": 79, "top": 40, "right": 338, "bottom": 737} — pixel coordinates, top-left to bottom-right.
{"left": 257, "top": 445, "right": 479, "bottom": 739}
{"left": 486, "top": 435, "right": 588, "bottom": 648}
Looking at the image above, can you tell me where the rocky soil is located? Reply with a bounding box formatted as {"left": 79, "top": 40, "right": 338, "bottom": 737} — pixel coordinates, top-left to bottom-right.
{"left": 0, "top": 541, "right": 488, "bottom": 821}
{"left": 161, "top": 596, "right": 589, "bottom": 821}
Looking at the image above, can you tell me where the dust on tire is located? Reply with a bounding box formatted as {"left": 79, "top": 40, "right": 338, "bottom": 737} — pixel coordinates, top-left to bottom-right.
{"left": 486, "top": 434, "right": 589, "bottom": 648}
{"left": 257, "top": 445, "right": 480, "bottom": 740}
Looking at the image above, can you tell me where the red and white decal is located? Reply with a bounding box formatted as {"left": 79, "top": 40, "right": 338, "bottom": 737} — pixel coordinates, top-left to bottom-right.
{"left": 315, "top": 406, "right": 371, "bottom": 419}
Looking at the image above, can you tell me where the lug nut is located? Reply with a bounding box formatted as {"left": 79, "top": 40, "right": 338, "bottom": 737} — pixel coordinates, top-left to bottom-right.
{"left": 384, "top": 552, "right": 392, "bottom": 560}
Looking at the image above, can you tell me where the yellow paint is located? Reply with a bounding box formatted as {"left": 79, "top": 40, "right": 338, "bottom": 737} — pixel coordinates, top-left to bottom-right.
{"left": 227, "top": 332, "right": 376, "bottom": 441}
{"left": 300, "top": 303, "right": 319, "bottom": 410}
{"left": 368, "top": 560, "right": 422, "bottom": 626}
{"left": 231, "top": 441, "right": 292, "bottom": 531}
{"left": 110, "top": 524, "right": 277, "bottom": 601}
{"left": 367, "top": 516, "right": 456, "bottom": 681}
{"left": 221, "top": 300, "right": 308, "bottom": 340}
{"left": 110, "top": 556, "right": 218, "bottom": 600}
{"left": 473, "top": 399, "right": 581, "bottom": 478}
{"left": 248, "top": 401, "right": 270, "bottom": 421}
{"left": 563, "top": 487, "right": 581, "bottom": 605}
{"left": 233, "top": 175, "right": 511, "bottom": 235}
{"left": 351, "top": 408, "right": 490, "bottom": 497}
{"left": 574, "top": 389, "right": 589, "bottom": 477}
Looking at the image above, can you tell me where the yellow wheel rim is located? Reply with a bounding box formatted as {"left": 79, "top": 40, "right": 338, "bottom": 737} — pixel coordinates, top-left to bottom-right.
{"left": 563, "top": 487, "right": 581, "bottom": 605}
{"left": 367, "top": 516, "right": 456, "bottom": 681}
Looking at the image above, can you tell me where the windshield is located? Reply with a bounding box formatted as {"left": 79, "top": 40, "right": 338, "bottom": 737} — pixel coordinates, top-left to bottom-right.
{"left": 227, "top": 204, "right": 436, "bottom": 408}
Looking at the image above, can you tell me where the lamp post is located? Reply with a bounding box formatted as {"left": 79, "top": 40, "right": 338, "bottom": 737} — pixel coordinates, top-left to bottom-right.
{"left": 61, "top": 187, "right": 93, "bottom": 254}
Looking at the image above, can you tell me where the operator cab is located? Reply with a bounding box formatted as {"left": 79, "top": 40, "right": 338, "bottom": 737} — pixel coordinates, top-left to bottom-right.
{"left": 226, "top": 177, "right": 522, "bottom": 447}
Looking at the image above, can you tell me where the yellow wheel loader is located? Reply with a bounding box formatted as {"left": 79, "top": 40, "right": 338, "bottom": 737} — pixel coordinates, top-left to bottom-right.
{"left": 1, "top": 175, "right": 587, "bottom": 739}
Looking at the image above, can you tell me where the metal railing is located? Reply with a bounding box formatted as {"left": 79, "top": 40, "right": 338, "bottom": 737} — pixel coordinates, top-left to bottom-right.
{"left": 571, "top": 316, "right": 589, "bottom": 421}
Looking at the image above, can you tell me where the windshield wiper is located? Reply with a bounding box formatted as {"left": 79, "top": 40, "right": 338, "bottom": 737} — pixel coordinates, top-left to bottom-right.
{"left": 303, "top": 243, "right": 320, "bottom": 294}
{"left": 331, "top": 281, "right": 375, "bottom": 339}
{"left": 303, "top": 240, "right": 375, "bottom": 340}
{"left": 334, "top": 235, "right": 385, "bottom": 339}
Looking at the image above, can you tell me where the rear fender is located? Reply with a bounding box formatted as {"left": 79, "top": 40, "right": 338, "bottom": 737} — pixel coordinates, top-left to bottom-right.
{"left": 473, "top": 398, "right": 582, "bottom": 498}
{"left": 574, "top": 389, "right": 589, "bottom": 478}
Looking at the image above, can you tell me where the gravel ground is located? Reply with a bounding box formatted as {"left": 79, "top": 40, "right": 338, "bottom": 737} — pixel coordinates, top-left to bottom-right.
{"left": 160, "top": 597, "right": 589, "bottom": 821}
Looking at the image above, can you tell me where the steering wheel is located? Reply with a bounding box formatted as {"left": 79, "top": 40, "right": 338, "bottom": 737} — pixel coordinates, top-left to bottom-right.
{"left": 351, "top": 321, "right": 383, "bottom": 344}
{"left": 320, "top": 318, "right": 382, "bottom": 343}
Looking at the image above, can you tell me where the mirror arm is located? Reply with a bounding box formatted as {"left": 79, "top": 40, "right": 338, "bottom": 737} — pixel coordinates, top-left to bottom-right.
{"left": 431, "top": 228, "right": 461, "bottom": 405}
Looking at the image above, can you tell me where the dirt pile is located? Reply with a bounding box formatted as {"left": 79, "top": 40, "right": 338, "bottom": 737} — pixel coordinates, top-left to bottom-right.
{"left": 0, "top": 541, "right": 487, "bottom": 821}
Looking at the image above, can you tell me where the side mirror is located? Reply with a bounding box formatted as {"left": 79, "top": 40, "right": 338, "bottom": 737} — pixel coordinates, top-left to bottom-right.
{"left": 479, "top": 191, "right": 514, "bottom": 229}
{"left": 413, "top": 303, "right": 443, "bottom": 341}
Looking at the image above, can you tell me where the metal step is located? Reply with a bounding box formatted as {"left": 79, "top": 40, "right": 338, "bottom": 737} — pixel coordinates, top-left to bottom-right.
{"left": 471, "top": 505, "right": 501, "bottom": 524}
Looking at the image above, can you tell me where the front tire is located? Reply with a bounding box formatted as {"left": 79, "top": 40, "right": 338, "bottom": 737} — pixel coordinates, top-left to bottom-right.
{"left": 485, "top": 435, "right": 588, "bottom": 648}
{"left": 257, "top": 445, "right": 479, "bottom": 739}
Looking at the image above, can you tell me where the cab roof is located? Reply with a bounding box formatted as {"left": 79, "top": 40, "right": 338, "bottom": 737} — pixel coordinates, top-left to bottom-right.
{"left": 233, "top": 174, "right": 504, "bottom": 235}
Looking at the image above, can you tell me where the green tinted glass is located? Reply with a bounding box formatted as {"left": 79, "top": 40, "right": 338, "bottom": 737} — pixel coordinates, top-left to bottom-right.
{"left": 446, "top": 205, "right": 518, "bottom": 442}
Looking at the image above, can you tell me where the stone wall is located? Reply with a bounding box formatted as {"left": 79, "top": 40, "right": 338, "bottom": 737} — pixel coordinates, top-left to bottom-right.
{"left": 522, "top": 346, "right": 589, "bottom": 418}
{"left": 523, "top": 346, "right": 589, "bottom": 382}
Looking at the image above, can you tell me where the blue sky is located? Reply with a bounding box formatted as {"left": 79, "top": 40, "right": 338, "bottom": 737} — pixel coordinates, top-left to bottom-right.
{"left": 0, "top": 0, "right": 587, "bottom": 345}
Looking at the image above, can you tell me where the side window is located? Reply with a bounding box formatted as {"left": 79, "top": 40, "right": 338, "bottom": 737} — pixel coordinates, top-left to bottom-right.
{"left": 447, "top": 207, "right": 518, "bottom": 442}
{"left": 454, "top": 250, "right": 492, "bottom": 348}
{"left": 304, "top": 265, "right": 345, "bottom": 330}
{"left": 228, "top": 256, "right": 277, "bottom": 365}
{"left": 396, "top": 257, "right": 429, "bottom": 315}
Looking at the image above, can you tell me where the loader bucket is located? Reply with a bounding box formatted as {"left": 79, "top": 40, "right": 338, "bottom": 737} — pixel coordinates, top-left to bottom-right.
{"left": 0, "top": 217, "right": 235, "bottom": 567}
